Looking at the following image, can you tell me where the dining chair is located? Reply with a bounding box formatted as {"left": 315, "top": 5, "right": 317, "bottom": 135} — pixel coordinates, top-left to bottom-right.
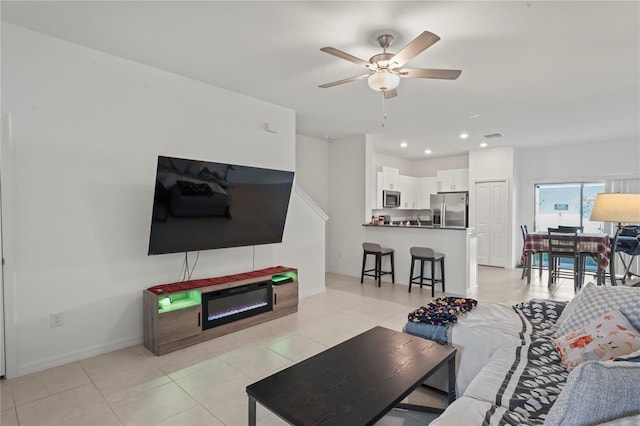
{"left": 559, "top": 226, "right": 593, "bottom": 282}
{"left": 520, "top": 225, "right": 543, "bottom": 280}
{"left": 558, "top": 225, "right": 584, "bottom": 233}
{"left": 547, "top": 227, "right": 581, "bottom": 291}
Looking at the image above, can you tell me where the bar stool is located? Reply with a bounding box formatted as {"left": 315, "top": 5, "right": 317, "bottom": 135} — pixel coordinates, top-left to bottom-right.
{"left": 409, "top": 247, "right": 445, "bottom": 296}
{"left": 361, "top": 242, "right": 395, "bottom": 287}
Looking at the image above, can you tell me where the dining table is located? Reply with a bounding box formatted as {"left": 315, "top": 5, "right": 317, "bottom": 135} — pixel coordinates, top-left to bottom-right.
{"left": 520, "top": 231, "right": 612, "bottom": 285}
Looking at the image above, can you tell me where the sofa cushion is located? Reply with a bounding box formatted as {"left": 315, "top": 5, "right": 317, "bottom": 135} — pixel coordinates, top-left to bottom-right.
{"left": 553, "top": 309, "right": 640, "bottom": 371}
{"left": 463, "top": 340, "right": 566, "bottom": 423}
{"left": 543, "top": 361, "right": 640, "bottom": 426}
{"left": 554, "top": 284, "right": 640, "bottom": 338}
{"left": 427, "top": 302, "right": 523, "bottom": 395}
{"left": 429, "top": 396, "right": 509, "bottom": 426}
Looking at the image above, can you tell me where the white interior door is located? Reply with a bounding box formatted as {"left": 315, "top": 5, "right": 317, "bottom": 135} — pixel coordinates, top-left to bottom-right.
{"left": 475, "top": 180, "right": 508, "bottom": 267}
{"left": 489, "top": 182, "right": 507, "bottom": 267}
{"left": 475, "top": 182, "right": 491, "bottom": 265}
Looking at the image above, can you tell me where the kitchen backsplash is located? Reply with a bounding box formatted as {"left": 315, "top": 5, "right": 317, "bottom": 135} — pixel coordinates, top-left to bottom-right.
{"left": 371, "top": 208, "right": 432, "bottom": 223}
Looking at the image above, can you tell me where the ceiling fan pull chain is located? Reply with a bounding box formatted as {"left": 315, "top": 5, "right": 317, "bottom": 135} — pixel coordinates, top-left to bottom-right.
{"left": 381, "top": 92, "right": 386, "bottom": 127}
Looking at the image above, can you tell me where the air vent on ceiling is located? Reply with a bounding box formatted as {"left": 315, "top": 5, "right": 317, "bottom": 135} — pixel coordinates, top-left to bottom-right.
{"left": 483, "top": 133, "right": 503, "bottom": 139}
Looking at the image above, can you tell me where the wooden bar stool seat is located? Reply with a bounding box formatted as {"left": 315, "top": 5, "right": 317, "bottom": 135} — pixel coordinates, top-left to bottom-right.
{"left": 409, "top": 246, "right": 445, "bottom": 296}
{"left": 361, "top": 242, "right": 395, "bottom": 287}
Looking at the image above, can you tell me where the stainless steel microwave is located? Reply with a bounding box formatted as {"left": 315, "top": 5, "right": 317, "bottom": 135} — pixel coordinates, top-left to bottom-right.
{"left": 383, "top": 190, "right": 401, "bottom": 208}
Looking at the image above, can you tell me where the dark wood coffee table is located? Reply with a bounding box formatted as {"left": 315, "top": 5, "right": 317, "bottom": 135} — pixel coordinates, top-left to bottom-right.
{"left": 246, "top": 326, "right": 456, "bottom": 425}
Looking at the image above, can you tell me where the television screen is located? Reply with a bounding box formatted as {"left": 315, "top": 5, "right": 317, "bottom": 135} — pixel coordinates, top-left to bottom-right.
{"left": 148, "top": 155, "right": 295, "bottom": 255}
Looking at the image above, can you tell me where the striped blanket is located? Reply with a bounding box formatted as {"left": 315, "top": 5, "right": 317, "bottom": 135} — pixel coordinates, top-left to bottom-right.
{"left": 432, "top": 299, "right": 568, "bottom": 425}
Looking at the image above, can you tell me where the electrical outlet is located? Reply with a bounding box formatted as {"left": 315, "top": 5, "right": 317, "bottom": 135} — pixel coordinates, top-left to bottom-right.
{"left": 50, "top": 312, "right": 63, "bottom": 327}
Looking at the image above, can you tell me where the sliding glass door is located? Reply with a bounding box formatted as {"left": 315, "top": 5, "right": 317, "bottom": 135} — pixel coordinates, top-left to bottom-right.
{"left": 534, "top": 182, "right": 605, "bottom": 271}
{"left": 534, "top": 182, "right": 605, "bottom": 232}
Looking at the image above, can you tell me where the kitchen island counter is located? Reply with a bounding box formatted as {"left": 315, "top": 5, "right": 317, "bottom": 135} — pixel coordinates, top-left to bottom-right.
{"left": 363, "top": 226, "right": 477, "bottom": 296}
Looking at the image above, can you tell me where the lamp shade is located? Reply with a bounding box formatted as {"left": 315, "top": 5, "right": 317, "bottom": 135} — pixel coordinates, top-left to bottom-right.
{"left": 589, "top": 193, "right": 640, "bottom": 223}
{"left": 368, "top": 71, "right": 400, "bottom": 92}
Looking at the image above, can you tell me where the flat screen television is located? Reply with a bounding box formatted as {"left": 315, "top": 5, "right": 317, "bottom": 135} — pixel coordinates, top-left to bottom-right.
{"left": 148, "top": 155, "right": 295, "bottom": 255}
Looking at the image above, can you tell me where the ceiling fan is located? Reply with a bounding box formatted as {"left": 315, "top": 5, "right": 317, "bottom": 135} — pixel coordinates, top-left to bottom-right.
{"left": 319, "top": 31, "right": 461, "bottom": 99}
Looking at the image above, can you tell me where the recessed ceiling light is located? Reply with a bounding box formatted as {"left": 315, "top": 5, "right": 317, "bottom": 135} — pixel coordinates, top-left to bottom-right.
{"left": 480, "top": 142, "right": 488, "bottom": 148}
{"left": 459, "top": 132, "right": 469, "bottom": 140}
{"left": 469, "top": 114, "right": 481, "bottom": 119}
{"left": 400, "top": 142, "right": 408, "bottom": 148}
{"left": 424, "top": 149, "right": 432, "bottom": 154}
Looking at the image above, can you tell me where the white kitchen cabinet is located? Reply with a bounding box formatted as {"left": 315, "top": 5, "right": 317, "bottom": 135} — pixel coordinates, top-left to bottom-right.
{"left": 382, "top": 166, "right": 400, "bottom": 191}
{"left": 398, "top": 175, "right": 416, "bottom": 209}
{"left": 418, "top": 176, "right": 438, "bottom": 208}
{"left": 437, "top": 168, "right": 469, "bottom": 192}
{"left": 453, "top": 168, "right": 469, "bottom": 191}
{"left": 436, "top": 170, "right": 453, "bottom": 192}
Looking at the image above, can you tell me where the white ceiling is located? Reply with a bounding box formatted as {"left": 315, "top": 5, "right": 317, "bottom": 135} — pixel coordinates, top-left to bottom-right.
{"left": 2, "top": 1, "right": 639, "bottom": 159}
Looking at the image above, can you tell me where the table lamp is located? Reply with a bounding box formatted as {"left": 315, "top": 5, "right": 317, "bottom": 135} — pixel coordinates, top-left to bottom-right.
{"left": 589, "top": 193, "right": 640, "bottom": 233}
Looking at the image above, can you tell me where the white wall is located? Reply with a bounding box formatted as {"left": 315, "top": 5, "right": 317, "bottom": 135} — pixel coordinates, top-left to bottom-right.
{"left": 517, "top": 139, "right": 640, "bottom": 231}
{"left": 327, "top": 135, "right": 366, "bottom": 276}
{"left": 1, "top": 24, "right": 324, "bottom": 378}
{"left": 469, "top": 147, "right": 514, "bottom": 182}
{"left": 372, "top": 152, "right": 469, "bottom": 178}
{"left": 469, "top": 146, "right": 517, "bottom": 266}
{"left": 411, "top": 154, "right": 469, "bottom": 177}
{"left": 274, "top": 188, "right": 326, "bottom": 299}
{"left": 294, "top": 134, "right": 330, "bottom": 291}
{"left": 295, "top": 135, "right": 329, "bottom": 212}
{"left": 372, "top": 152, "right": 414, "bottom": 175}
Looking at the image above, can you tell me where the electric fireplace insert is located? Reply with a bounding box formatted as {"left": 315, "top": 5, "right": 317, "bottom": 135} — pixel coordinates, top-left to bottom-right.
{"left": 202, "top": 281, "right": 273, "bottom": 329}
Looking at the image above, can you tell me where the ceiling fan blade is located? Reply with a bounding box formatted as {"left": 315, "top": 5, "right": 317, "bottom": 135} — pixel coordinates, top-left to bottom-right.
{"left": 389, "top": 31, "right": 440, "bottom": 68}
{"left": 320, "top": 47, "right": 372, "bottom": 69}
{"left": 384, "top": 89, "right": 398, "bottom": 99}
{"left": 318, "top": 74, "right": 370, "bottom": 88}
{"left": 398, "top": 68, "right": 462, "bottom": 80}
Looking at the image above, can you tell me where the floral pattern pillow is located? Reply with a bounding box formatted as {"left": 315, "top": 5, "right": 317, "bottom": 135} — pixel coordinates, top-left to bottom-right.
{"left": 553, "top": 309, "right": 640, "bottom": 372}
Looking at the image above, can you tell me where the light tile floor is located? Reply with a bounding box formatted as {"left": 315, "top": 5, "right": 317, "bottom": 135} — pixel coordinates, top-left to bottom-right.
{"left": 0, "top": 266, "right": 579, "bottom": 426}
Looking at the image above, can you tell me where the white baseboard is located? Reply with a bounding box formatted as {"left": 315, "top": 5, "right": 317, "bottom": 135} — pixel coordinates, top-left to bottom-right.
{"left": 13, "top": 335, "right": 142, "bottom": 379}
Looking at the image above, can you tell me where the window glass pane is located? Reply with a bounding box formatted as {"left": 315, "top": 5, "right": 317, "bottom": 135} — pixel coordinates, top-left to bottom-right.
{"left": 583, "top": 182, "right": 606, "bottom": 233}
{"left": 534, "top": 181, "right": 606, "bottom": 233}
{"left": 535, "top": 183, "right": 581, "bottom": 231}
{"left": 533, "top": 181, "right": 606, "bottom": 271}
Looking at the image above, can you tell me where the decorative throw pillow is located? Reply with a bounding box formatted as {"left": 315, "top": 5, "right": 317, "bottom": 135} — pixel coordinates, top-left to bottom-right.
{"left": 553, "top": 309, "right": 640, "bottom": 372}
{"left": 554, "top": 284, "right": 640, "bottom": 338}
{"left": 544, "top": 360, "right": 640, "bottom": 426}
{"left": 555, "top": 282, "right": 594, "bottom": 327}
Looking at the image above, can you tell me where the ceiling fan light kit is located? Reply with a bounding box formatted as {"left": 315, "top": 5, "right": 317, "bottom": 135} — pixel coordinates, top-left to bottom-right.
{"left": 368, "top": 70, "right": 399, "bottom": 92}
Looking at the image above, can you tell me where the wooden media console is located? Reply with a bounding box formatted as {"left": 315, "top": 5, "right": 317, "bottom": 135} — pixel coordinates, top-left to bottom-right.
{"left": 143, "top": 266, "right": 298, "bottom": 355}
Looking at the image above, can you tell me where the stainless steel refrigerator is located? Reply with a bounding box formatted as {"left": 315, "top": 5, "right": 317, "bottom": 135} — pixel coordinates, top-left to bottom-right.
{"left": 430, "top": 192, "right": 468, "bottom": 228}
